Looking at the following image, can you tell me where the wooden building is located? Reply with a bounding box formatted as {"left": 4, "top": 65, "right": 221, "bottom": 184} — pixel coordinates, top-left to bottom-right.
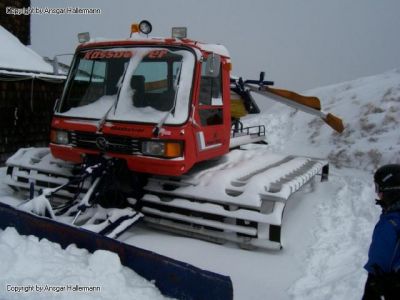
{"left": 0, "top": 7, "right": 66, "bottom": 164}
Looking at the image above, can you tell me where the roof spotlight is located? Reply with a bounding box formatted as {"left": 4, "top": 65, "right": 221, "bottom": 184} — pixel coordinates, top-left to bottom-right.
{"left": 139, "top": 20, "right": 152, "bottom": 35}
{"left": 77, "top": 32, "right": 90, "bottom": 43}
{"left": 172, "top": 27, "right": 187, "bottom": 39}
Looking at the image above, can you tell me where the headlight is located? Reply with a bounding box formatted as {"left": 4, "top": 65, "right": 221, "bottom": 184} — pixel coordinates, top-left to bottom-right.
{"left": 50, "top": 130, "right": 69, "bottom": 145}
{"left": 142, "top": 141, "right": 182, "bottom": 158}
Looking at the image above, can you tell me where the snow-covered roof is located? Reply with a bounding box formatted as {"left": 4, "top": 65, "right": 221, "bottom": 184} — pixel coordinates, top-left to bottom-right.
{"left": 83, "top": 34, "right": 231, "bottom": 59}
{"left": 197, "top": 43, "right": 230, "bottom": 58}
{"left": 0, "top": 69, "right": 65, "bottom": 81}
{"left": 0, "top": 26, "right": 53, "bottom": 74}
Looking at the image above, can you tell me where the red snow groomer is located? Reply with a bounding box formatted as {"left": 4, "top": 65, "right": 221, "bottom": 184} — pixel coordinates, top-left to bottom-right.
{"left": 5, "top": 21, "right": 343, "bottom": 250}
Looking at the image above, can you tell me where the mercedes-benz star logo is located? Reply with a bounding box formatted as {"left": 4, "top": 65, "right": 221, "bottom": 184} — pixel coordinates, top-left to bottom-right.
{"left": 95, "top": 136, "right": 108, "bottom": 151}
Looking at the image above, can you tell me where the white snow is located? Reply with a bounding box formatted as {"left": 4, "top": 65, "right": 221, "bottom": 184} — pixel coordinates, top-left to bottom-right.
{"left": 254, "top": 69, "right": 400, "bottom": 171}
{"left": 60, "top": 95, "right": 116, "bottom": 119}
{"left": 198, "top": 43, "right": 230, "bottom": 58}
{"left": 1, "top": 68, "right": 399, "bottom": 299}
{"left": 146, "top": 150, "right": 320, "bottom": 207}
{"left": 0, "top": 26, "right": 53, "bottom": 74}
{"left": 0, "top": 227, "right": 168, "bottom": 300}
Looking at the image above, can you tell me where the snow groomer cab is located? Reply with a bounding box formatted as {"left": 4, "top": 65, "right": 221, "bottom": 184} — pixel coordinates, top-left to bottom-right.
{"left": 50, "top": 21, "right": 234, "bottom": 177}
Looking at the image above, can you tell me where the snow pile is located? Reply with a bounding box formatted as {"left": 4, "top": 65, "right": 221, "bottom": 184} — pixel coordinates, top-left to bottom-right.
{"left": 256, "top": 70, "right": 399, "bottom": 299}
{"left": 254, "top": 69, "right": 400, "bottom": 171}
{"left": 0, "top": 227, "right": 168, "bottom": 300}
{"left": 0, "top": 26, "right": 53, "bottom": 73}
{"left": 236, "top": 69, "right": 399, "bottom": 299}
{"left": 288, "top": 169, "right": 378, "bottom": 299}
{"left": 0, "top": 69, "right": 399, "bottom": 300}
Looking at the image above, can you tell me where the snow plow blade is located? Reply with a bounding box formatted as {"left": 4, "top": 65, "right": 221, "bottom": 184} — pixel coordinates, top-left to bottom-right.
{"left": 0, "top": 202, "right": 233, "bottom": 300}
{"left": 246, "top": 85, "right": 345, "bottom": 133}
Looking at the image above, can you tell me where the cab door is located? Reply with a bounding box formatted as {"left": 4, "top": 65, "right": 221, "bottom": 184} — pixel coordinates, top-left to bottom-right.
{"left": 195, "top": 54, "right": 230, "bottom": 161}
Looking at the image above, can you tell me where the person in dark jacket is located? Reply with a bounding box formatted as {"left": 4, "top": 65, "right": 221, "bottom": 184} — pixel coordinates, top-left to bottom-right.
{"left": 362, "top": 164, "right": 400, "bottom": 300}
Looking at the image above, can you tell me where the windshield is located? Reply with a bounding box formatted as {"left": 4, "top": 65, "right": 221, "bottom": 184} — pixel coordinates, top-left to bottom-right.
{"left": 58, "top": 47, "right": 195, "bottom": 125}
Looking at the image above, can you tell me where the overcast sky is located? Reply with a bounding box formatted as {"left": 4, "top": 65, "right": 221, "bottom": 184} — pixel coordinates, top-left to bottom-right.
{"left": 30, "top": 0, "right": 400, "bottom": 91}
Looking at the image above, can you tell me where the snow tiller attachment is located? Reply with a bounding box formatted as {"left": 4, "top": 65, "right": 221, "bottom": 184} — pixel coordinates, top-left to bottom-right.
{"left": 3, "top": 21, "right": 342, "bottom": 251}
{"left": 5, "top": 148, "right": 143, "bottom": 239}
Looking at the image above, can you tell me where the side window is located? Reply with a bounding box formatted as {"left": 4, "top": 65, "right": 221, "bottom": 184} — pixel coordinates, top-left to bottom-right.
{"left": 199, "top": 60, "right": 223, "bottom": 125}
{"left": 199, "top": 62, "right": 222, "bottom": 106}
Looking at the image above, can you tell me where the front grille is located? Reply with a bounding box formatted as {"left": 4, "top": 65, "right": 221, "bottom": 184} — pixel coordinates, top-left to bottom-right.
{"left": 70, "top": 131, "right": 141, "bottom": 154}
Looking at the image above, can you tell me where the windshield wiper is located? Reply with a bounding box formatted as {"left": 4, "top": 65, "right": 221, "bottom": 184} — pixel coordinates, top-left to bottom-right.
{"left": 152, "top": 64, "right": 182, "bottom": 137}
{"left": 96, "top": 103, "right": 115, "bottom": 133}
{"left": 96, "top": 63, "right": 129, "bottom": 133}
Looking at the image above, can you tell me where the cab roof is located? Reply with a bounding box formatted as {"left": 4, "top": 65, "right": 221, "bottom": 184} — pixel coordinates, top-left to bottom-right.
{"left": 77, "top": 35, "right": 230, "bottom": 59}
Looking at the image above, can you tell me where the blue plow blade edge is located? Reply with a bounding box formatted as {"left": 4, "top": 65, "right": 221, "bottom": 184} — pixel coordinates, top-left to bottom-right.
{"left": 0, "top": 202, "right": 233, "bottom": 300}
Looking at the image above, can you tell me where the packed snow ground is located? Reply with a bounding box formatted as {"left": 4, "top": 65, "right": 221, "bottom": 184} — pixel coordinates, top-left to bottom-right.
{"left": 0, "top": 69, "right": 399, "bottom": 299}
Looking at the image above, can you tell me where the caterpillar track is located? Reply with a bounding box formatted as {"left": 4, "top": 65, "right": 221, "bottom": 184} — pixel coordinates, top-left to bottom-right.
{"left": 5, "top": 147, "right": 328, "bottom": 250}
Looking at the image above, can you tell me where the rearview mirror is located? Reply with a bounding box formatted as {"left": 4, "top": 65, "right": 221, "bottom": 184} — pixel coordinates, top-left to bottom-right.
{"left": 52, "top": 54, "right": 73, "bottom": 75}
{"left": 204, "top": 53, "right": 221, "bottom": 77}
